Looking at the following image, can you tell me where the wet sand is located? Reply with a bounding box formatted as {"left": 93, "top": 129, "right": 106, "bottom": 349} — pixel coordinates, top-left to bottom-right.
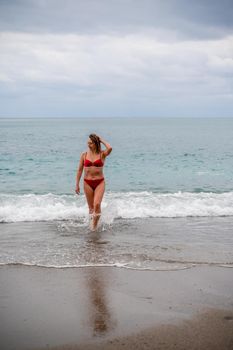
{"left": 0, "top": 265, "right": 233, "bottom": 350}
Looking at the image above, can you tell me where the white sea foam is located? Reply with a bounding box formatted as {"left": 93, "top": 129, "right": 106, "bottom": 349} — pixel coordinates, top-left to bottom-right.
{"left": 0, "top": 261, "right": 197, "bottom": 271}
{"left": 1, "top": 191, "right": 233, "bottom": 223}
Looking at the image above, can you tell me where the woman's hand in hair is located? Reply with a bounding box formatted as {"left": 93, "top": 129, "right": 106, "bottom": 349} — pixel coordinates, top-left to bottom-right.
{"left": 99, "top": 137, "right": 112, "bottom": 156}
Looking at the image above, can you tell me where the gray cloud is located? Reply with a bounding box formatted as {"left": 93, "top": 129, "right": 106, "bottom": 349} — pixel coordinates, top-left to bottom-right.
{"left": 0, "top": 0, "right": 233, "bottom": 39}
{"left": 1, "top": 31, "right": 232, "bottom": 117}
{"left": 0, "top": 0, "right": 233, "bottom": 117}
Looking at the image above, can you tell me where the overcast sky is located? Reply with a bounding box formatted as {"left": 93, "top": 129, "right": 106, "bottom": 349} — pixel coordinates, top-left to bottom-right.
{"left": 0, "top": 0, "right": 233, "bottom": 117}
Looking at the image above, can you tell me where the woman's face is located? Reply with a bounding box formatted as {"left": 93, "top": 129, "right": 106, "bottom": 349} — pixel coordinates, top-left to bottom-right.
{"left": 87, "top": 138, "right": 95, "bottom": 151}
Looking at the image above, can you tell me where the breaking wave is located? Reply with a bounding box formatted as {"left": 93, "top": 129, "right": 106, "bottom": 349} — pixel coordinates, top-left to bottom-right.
{"left": 1, "top": 191, "right": 233, "bottom": 223}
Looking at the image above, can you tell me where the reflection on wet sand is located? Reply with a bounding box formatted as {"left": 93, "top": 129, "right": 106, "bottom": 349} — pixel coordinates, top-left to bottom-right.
{"left": 85, "top": 232, "right": 117, "bottom": 337}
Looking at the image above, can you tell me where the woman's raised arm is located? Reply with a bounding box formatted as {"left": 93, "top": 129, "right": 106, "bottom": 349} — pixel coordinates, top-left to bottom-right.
{"left": 99, "top": 137, "right": 112, "bottom": 157}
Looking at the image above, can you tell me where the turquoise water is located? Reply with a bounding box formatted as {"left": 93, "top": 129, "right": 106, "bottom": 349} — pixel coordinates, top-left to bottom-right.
{"left": 1, "top": 117, "right": 233, "bottom": 270}
{"left": 1, "top": 117, "right": 233, "bottom": 195}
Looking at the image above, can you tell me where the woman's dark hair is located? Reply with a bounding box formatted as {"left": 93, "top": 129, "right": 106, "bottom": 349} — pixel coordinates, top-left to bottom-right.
{"left": 89, "top": 133, "right": 101, "bottom": 153}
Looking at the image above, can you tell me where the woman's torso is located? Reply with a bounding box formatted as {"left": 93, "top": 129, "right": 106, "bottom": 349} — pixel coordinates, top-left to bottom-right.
{"left": 83, "top": 151, "right": 105, "bottom": 179}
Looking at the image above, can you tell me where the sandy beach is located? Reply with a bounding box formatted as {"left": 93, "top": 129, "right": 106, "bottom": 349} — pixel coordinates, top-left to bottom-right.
{"left": 1, "top": 265, "right": 233, "bottom": 350}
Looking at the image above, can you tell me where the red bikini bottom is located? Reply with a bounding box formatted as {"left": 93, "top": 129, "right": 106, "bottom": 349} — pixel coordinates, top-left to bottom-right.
{"left": 84, "top": 177, "right": 104, "bottom": 190}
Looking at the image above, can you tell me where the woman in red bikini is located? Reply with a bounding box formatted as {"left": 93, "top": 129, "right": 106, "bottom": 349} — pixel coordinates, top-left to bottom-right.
{"left": 75, "top": 134, "right": 112, "bottom": 230}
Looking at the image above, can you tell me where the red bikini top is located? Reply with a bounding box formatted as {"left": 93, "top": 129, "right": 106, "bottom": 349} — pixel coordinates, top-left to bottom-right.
{"left": 84, "top": 152, "right": 104, "bottom": 167}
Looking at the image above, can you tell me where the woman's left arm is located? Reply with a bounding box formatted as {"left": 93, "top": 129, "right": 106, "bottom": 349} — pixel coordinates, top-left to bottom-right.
{"left": 100, "top": 137, "right": 112, "bottom": 157}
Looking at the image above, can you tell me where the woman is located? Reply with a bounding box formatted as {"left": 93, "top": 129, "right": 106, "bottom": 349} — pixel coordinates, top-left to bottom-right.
{"left": 75, "top": 134, "right": 112, "bottom": 230}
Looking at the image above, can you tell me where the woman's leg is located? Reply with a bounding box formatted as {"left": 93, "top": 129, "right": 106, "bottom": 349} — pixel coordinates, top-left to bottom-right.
{"left": 93, "top": 180, "right": 105, "bottom": 230}
{"left": 83, "top": 181, "right": 94, "bottom": 215}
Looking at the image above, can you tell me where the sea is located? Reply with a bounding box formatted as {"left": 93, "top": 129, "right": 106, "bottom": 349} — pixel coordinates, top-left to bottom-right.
{"left": 0, "top": 117, "right": 233, "bottom": 271}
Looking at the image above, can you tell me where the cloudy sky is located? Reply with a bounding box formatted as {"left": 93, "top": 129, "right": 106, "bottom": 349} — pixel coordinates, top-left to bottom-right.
{"left": 0, "top": 0, "right": 233, "bottom": 118}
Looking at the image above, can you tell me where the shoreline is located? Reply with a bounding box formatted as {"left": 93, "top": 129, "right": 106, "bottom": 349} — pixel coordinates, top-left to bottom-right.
{"left": 1, "top": 261, "right": 233, "bottom": 270}
{"left": 1, "top": 265, "right": 233, "bottom": 350}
